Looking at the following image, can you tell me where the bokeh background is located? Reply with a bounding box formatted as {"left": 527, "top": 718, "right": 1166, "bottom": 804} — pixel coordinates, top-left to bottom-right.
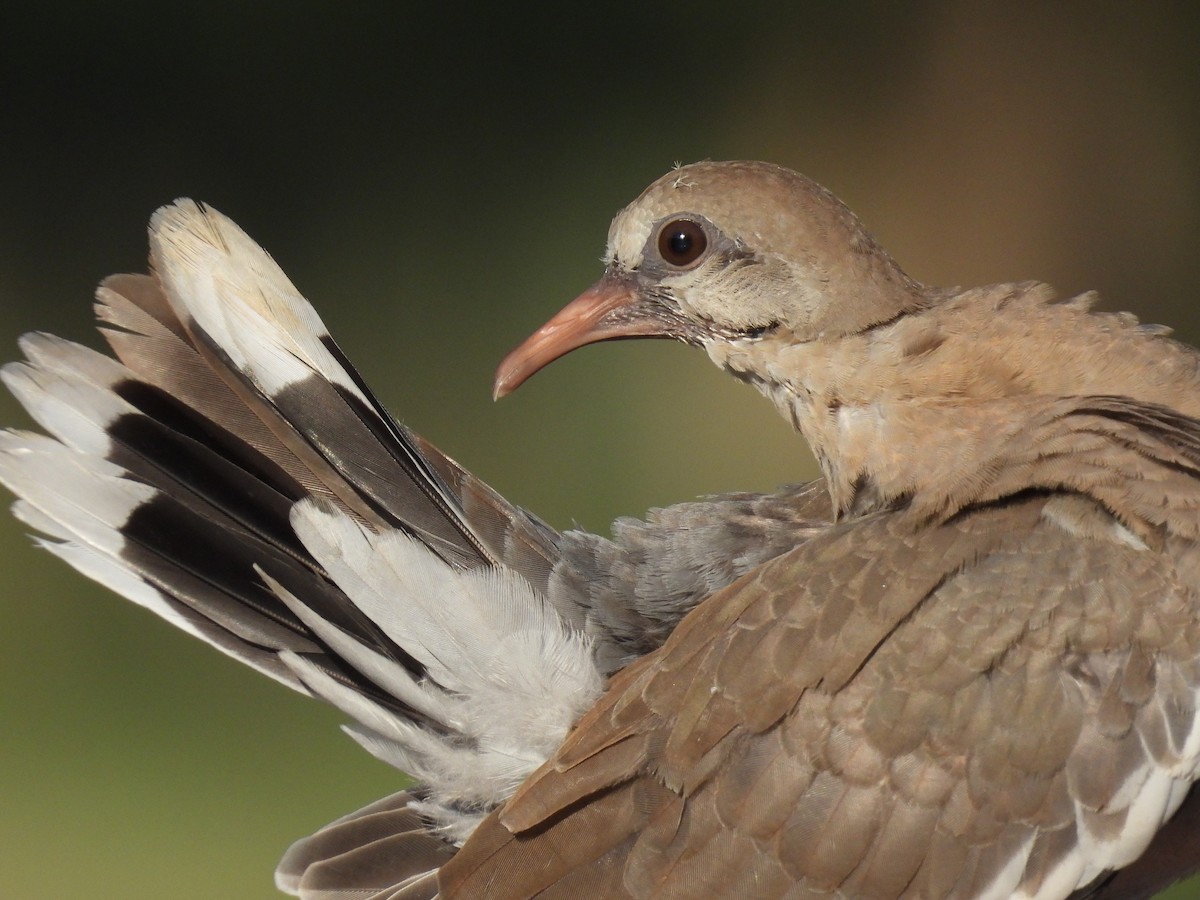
{"left": 2, "top": 3, "right": 1199, "bottom": 897}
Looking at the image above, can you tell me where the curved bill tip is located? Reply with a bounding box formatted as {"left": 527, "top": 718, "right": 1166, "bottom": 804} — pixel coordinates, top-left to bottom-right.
{"left": 492, "top": 274, "right": 645, "bottom": 399}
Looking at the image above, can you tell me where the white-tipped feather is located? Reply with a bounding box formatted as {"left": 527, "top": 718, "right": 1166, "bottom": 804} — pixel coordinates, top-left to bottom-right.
{"left": 1, "top": 439, "right": 313, "bottom": 694}
{"left": 0, "top": 431, "right": 154, "bottom": 553}
{"left": 150, "top": 200, "right": 367, "bottom": 402}
{"left": 1102, "top": 757, "right": 1155, "bottom": 815}
{"left": 42, "top": 540, "right": 308, "bottom": 693}
{"left": 1171, "top": 682, "right": 1200, "bottom": 771}
{"left": 12, "top": 499, "right": 76, "bottom": 542}
{"left": 2, "top": 363, "right": 113, "bottom": 455}
{"left": 2, "top": 339, "right": 138, "bottom": 456}
{"left": 1014, "top": 851, "right": 1087, "bottom": 900}
{"left": 18, "top": 331, "right": 131, "bottom": 384}
{"left": 43, "top": 538, "right": 188, "bottom": 626}
{"left": 976, "top": 834, "right": 1036, "bottom": 900}
{"left": 1104, "top": 766, "right": 1175, "bottom": 866}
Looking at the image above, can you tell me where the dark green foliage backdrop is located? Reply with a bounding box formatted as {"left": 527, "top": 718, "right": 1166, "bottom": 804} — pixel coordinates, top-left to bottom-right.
{"left": 1, "top": 4, "right": 1198, "bottom": 897}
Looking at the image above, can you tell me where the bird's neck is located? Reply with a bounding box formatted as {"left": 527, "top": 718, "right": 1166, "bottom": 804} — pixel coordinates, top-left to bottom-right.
{"left": 709, "top": 282, "right": 1200, "bottom": 519}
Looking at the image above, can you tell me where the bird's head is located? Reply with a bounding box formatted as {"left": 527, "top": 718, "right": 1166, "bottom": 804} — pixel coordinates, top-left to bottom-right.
{"left": 493, "top": 160, "right": 924, "bottom": 398}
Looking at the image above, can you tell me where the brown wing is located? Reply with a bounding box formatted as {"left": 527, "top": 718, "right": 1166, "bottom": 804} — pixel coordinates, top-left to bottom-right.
{"left": 439, "top": 491, "right": 1200, "bottom": 898}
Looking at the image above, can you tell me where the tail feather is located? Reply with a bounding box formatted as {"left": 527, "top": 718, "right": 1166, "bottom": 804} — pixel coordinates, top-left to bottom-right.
{"left": 149, "top": 200, "right": 495, "bottom": 567}
{"left": 40, "top": 534, "right": 308, "bottom": 691}
{"left": 6, "top": 334, "right": 307, "bottom": 560}
{"left": 0, "top": 431, "right": 322, "bottom": 692}
{"left": 1, "top": 200, "right": 609, "bottom": 874}
{"left": 97, "top": 273, "right": 383, "bottom": 529}
{"left": 1, "top": 199, "right": 834, "bottom": 896}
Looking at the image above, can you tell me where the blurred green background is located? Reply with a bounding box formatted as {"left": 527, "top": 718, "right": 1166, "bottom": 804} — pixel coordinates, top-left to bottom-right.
{"left": 2, "top": 3, "right": 1199, "bottom": 897}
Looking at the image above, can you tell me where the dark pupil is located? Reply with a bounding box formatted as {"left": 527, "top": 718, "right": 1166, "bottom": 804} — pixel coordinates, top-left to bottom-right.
{"left": 668, "top": 230, "right": 693, "bottom": 257}
{"left": 659, "top": 220, "right": 707, "bottom": 266}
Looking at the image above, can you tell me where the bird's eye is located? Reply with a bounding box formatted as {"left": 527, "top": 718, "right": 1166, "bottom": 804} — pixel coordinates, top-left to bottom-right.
{"left": 657, "top": 219, "right": 708, "bottom": 268}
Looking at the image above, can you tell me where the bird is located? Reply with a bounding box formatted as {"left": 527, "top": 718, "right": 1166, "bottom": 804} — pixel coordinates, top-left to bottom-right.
{"left": 3, "top": 160, "right": 1200, "bottom": 899}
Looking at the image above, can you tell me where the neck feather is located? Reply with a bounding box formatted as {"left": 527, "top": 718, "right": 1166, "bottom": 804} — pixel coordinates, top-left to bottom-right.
{"left": 708, "top": 282, "right": 1200, "bottom": 518}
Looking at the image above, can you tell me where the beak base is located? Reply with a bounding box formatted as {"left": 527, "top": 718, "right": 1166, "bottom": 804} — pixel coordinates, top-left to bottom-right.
{"left": 493, "top": 274, "right": 651, "bottom": 398}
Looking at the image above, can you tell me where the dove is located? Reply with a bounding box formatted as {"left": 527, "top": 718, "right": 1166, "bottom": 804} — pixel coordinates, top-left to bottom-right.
{"left": 5, "top": 161, "right": 1200, "bottom": 898}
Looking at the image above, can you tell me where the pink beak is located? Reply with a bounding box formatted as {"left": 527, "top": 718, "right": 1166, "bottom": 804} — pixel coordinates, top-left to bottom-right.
{"left": 493, "top": 273, "right": 664, "bottom": 399}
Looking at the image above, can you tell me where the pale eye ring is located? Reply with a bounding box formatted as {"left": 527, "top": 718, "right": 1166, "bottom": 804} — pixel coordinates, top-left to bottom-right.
{"left": 657, "top": 219, "right": 708, "bottom": 268}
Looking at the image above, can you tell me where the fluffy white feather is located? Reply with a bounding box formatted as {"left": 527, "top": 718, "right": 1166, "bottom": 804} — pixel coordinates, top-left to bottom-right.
{"left": 289, "top": 499, "right": 603, "bottom": 743}
{"left": 272, "top": 498, "right": 605, "bottom": 841}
